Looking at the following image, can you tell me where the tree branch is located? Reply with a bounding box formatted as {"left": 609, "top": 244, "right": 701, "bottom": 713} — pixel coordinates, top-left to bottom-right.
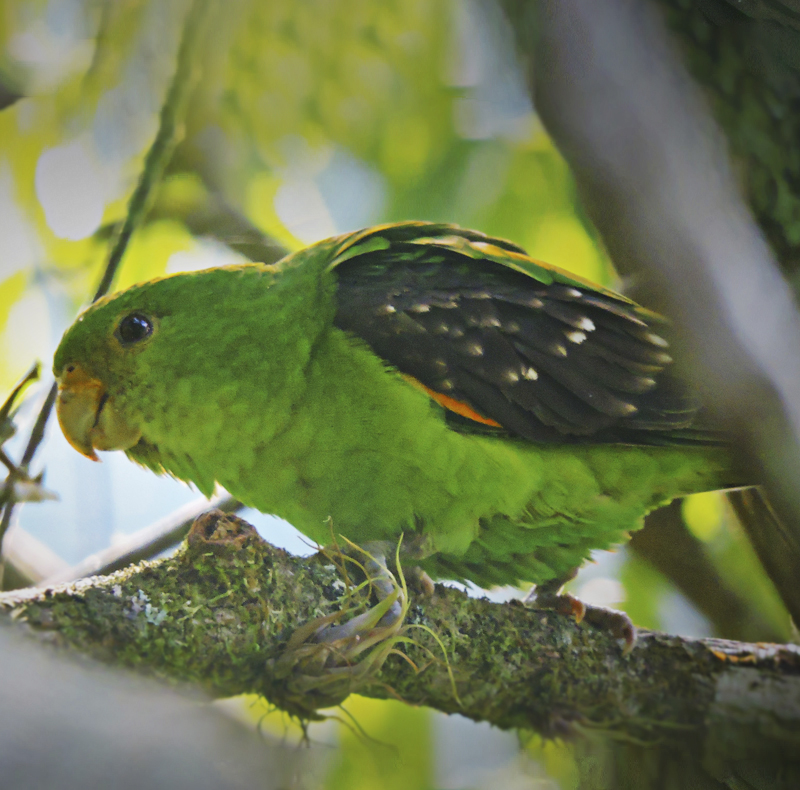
{"left": 154, "top": 184, "right": 290, "bottom": 266}
{"left": 1, "top": 510, "right": 798, "bottom": 775}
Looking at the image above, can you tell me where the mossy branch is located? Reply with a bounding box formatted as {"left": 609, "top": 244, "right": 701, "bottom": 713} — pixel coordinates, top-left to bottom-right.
{"left": 1, "top": 510, "right": 798, "bottom": 773}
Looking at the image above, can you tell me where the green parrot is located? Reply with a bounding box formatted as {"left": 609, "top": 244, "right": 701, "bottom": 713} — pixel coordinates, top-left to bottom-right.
{"left": 54, "top": 222, "right": 741, "bottom": 594}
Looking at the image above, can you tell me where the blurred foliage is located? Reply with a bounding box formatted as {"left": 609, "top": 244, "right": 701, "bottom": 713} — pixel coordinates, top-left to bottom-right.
{"left": 0, "top": 0, "right": 610, "bottom": 384}
{"left": 0, "top": 0, "right": 793, "bottom": 787}
{"left": 682, "top": 490, "right": 724, "bottom": 542}
{"left": 325, "top": 697, "right": 432, "bottom": 790}
{"left": 683, "top": 491, "right": 790, "bottom": 634}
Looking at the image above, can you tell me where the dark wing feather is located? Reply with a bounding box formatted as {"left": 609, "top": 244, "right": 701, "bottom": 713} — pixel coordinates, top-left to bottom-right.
{"left": 331, "top": 222, "right": 720, "bottom": 446}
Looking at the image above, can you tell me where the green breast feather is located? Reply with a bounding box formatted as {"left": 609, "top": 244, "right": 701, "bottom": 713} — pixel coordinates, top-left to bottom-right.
{"left": 53, "top": 222, "right": 741, "bottom": 588}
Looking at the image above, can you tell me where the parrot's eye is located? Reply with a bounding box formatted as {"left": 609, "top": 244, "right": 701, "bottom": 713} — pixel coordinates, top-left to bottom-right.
{"left": 116, "top": 313, "right": 154, "bottom": 346}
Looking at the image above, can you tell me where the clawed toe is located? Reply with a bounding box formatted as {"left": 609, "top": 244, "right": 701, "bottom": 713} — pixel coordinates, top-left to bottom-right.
{"left": 525, "top": 571, "right": 636, "bottom": 653}
{"left": 312, "top": 541, "right": 407, "bottom": 645}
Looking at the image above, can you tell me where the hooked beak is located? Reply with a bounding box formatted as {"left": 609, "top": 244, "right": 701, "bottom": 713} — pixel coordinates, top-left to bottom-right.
{"left": 56, "top": 364, "right": 141, "bottom": 461}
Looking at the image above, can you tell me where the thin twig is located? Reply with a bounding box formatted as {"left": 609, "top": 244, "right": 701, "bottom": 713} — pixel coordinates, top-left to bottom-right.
{"left": 0, "top": 383, "right": 58, "bottom": 575}
{"left": 156, "top": 188, "right": 290, "bottom": 265}
{"left": 93, "top": 0, "right": 212, "bottom": 301}
{"left": 0, "top": 362, "right": 39, "bottom": 428}
{"left": 0, "top": 365, "right": 46, "bottom": 585}
{"left": 19, "top": 383, "right": 57, "bottom": 469}
{"left": 0, "top": 450, "right": 15, "bottom": 474}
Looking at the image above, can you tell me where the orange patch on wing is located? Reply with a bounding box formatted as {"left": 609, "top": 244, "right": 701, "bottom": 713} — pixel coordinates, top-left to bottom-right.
{"left": 402, "top": 375, "right": 502, "bottom": 428}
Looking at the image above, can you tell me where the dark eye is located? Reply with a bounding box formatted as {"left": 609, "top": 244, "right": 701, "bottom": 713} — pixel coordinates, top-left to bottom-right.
{"left": 116, "top": 313, "right": 153, "bottom": 345}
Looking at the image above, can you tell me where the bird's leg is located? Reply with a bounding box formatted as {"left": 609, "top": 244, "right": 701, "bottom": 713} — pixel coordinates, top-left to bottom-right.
{"left": 386, "top": 533, "right": 436, "bottom": 596}
{"left": 526, "top": 568, "right": 585, "bottom": 619}
{"left": 315, "top": 536, "right": 433, "bottom": 644}
{"left": 525, "top": 569, "right": 636, "bottom": 654}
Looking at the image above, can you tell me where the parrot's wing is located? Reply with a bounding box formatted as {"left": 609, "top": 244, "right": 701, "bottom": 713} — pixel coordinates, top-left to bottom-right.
{"left": 330, "top": 222, "right": 719, "bottom": 446}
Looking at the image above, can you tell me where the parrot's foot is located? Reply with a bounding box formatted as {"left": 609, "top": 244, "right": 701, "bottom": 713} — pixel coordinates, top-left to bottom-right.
{"left": 312, "top": 538, "right": 435, "bottom": 640}
{"left": 268, "top": 541, "right": 412, "bottom": 716}
{"left": 582, "top": 605, "right": 636, "bottom": 654}
{"left": 317, "top": 535, "right": 435, "bottom": 641}
{"left": 407, "top": 565, "right": 436, "bottom": 597}
{"left": 314, "top": 545, "right": 406, "bottom": 643}
{"left": 526, "top": 572, "right": 636, "bottom": 655}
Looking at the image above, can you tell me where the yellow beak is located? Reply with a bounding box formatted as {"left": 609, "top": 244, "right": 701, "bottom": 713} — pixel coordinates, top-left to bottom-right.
{"left": 56, "top": 364, "right": 141, "bottom": 460}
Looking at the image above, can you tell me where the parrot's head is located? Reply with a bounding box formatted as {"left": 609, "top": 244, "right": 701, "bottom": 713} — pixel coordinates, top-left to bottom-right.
{"left": 53, "top": 262, "right": 288, "bottom": 462}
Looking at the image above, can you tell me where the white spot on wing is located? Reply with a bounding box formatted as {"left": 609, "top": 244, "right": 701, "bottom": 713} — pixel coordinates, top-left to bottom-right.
{"left": 566, "top": 330, "right": 587, "bottom": 344}
{"left": 645, "top": 332, "right": 669, "bottom": 348}
{"left": 522, "top": 366, "right": 538, "bottom": 380}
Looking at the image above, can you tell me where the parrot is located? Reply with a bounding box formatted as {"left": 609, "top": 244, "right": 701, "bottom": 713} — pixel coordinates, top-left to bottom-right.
{"left": 53, "top": 222, "right": 743, "bottom": 610}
